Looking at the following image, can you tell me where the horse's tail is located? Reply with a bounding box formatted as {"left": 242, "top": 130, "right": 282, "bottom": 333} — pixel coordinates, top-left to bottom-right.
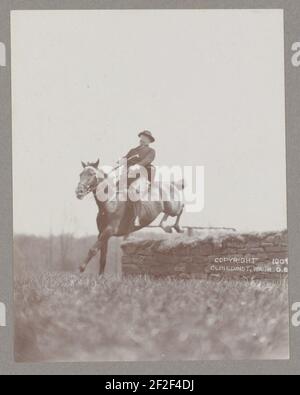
{"left": 172, "top": 179, "right": 185, "bottom": 191}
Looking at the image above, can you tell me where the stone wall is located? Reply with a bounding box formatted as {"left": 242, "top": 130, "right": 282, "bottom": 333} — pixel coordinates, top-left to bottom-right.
{"left": 121, "top": 230, "right": 288, "bottom": 281}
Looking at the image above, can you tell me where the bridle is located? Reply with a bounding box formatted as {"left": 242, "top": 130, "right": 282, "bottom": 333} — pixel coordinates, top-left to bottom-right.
{"left": 78, "top": 167, "right": 106, "bottom": 195}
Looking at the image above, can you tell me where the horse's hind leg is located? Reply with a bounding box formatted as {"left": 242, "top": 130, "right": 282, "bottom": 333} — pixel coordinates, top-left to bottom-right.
{"left": 160, "top": 214, "right": 173, "bottom": 233}
{"left": 173, "top": 206, "right": 185, "bottom": 233}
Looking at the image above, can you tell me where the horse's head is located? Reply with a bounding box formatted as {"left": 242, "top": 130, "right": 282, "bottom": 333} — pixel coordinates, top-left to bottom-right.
{"left": 76, "top": 159, "right": 105, "bottom": 200}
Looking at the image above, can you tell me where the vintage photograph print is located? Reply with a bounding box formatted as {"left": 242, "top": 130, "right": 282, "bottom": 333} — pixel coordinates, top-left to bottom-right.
{"left": 12, "top": 10, "right": 289, "bottom": 362}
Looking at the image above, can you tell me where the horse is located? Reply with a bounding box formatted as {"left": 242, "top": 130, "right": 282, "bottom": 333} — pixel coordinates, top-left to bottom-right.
{"left": 75, "top": 159, "right": 185, "bottom": 275}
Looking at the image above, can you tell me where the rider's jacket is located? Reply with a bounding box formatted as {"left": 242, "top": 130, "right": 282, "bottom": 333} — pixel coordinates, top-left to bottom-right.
{"left": 125, "top": 145, "right": 156, "bottom": 168}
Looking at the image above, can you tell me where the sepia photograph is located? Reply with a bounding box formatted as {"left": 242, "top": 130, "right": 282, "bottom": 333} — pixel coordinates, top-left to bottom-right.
{"left": 11, "top": 9, "right": 289, "bottom": 362}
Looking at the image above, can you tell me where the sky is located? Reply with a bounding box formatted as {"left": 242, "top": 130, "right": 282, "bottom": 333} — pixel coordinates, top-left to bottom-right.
{"left": 11, "top": 9, "right": 287, "bottom": 236}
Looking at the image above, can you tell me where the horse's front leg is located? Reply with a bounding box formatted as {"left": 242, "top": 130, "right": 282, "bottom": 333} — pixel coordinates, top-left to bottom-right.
{"left": 80, "top": 227, "right": 113, "bottom": 274}
{"left": 79, "top": 237, "right": 102, "bottom": 273}
{"left": 99, "top": 227, "right": 114, "bottom": 275}
{"left": 99, "top": 227, "right": 114, "bottom": 276}
{"left": 99, "top": 238, "right": 108, "bottom": 276}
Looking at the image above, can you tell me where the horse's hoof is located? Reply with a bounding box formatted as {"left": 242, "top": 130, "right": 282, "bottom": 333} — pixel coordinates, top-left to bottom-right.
{"left": 164, "top": 226, "right": 173, "bottom": 234}
{"left": 79, "top": 265, "right": 85, "bottom": 273}
{"left": 174, "top": 226, "right": 184, "bottom": 234}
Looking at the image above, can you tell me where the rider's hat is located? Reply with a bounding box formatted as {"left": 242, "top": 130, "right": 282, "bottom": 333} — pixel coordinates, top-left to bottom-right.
{"left": 138, "top": 130, "right": 155, "bottom": 143}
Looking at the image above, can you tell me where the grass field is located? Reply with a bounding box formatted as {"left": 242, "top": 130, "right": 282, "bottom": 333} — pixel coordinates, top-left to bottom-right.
{"left": 15, "top": 272, "right": 289, "bottom": 362}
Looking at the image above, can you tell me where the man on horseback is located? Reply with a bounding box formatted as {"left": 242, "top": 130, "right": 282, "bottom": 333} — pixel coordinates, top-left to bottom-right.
{"left": 117, "top": 130, "right": 156, "bottom": 226}
{"left": 76, "top": 131, "right": 185, "bottom": 274}
{"left": 118, "top": 130, "right": 156, "bottom": 183}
